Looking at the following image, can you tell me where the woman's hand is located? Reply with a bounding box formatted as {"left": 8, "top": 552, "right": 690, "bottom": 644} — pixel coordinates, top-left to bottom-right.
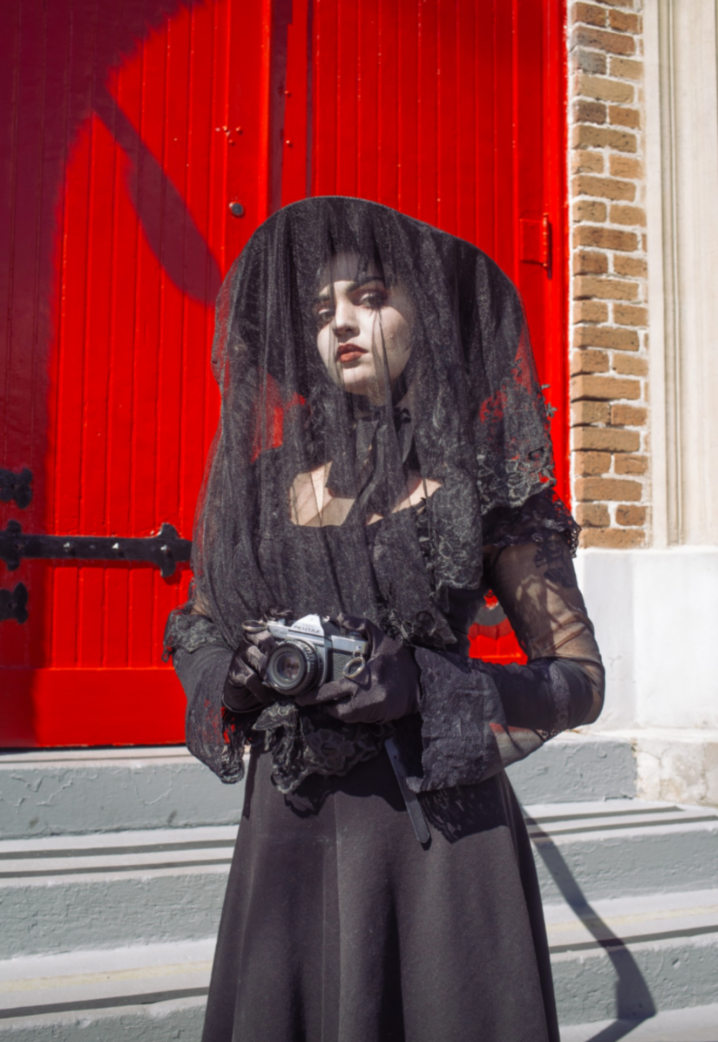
{"left": 222, "top": 624, "right": 278, "bottom": 714}
{"left": 295, "top": 614, "right": 420, "bottom": 724}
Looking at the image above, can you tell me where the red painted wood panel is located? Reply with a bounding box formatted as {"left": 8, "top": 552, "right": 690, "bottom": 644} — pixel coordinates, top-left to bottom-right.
{"left": 309, "top": 0, "right": 568, "bottom": 663}
{"left": 1, "top": 0, "right": 567, "bottom": 745}
{"left": 1, "top": 0, "right": 270, "bottom": 744}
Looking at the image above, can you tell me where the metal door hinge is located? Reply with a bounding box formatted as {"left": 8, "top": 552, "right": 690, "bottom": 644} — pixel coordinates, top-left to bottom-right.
{"left": 0, "top": 468, "right": 33, "bottom": 509}
{"left": 519, "top": 214, "right": 552, "bottom": 278}
{"left": 0, "top": 582, "right": 28, "bottom": 623}
{"left": 0, "top": 521, "right": 191, "bottom": 579}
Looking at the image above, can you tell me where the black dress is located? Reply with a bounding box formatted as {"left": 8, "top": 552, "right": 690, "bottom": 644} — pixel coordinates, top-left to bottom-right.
{"left": 171, "top": 524, "right": 604, "bottom": 1042}
{"left": 165, "top": 199, "right": 606, "bottom": 1041}
{"left": 202, "top": 746, "right": 558, "bottom": 1042}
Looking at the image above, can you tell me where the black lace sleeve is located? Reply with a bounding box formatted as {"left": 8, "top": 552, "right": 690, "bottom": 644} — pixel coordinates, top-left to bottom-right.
{"left": 164, "top": 605, "right": 392, "bottom": 793}
{"left": 164, "top": 607, "right": 247, "bottom": 784}
{"left": 482, "top": 487, "right": 581, "bottom": 555}
{"left": 405, "top": 649, "right": 594, "bottom": 793}
{"left": 403, "top": 535, "right": 604, "bottom": 794}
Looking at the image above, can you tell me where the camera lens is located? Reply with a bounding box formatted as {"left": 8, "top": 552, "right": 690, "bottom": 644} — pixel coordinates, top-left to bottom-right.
{"left": 266, "top": 640, "right": 319, "bottom": 695}
{"left": 274, "top": 648, "right": 303, "bottom": 684}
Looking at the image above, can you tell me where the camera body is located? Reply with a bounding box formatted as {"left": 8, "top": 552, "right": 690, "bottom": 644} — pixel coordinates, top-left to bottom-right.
{"left": 262, "top": 614, "right": 369, "bottom": 696}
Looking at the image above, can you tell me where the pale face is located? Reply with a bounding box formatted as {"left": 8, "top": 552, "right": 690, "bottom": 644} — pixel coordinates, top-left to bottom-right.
{"left": 314, "top": 252, "right": 413, "bottom": 404}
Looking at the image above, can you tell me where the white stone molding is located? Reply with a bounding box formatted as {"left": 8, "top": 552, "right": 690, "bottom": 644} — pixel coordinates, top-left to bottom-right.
{"left": 644, "top": 0, "right": 718, "bottom": 546}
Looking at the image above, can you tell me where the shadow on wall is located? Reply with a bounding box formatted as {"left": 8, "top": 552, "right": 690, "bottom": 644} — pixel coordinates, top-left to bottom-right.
{"left": 1, "top": 0, "right": 222, "bottom": 726}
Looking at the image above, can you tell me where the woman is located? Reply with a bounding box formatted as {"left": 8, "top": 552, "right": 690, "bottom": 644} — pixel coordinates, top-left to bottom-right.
{"left": 165, "top": 196, "right": 604, "bottom": 1042}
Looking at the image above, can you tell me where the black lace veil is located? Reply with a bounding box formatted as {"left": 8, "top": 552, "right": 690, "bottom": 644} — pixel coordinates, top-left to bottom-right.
{"left": 191, "top": 196, "right": 556, "bottom": 649}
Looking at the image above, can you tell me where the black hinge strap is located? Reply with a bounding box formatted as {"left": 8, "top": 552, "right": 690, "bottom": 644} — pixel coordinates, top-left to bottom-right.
{"left": 0, "top": 521, "right": 191, "bottom": 579}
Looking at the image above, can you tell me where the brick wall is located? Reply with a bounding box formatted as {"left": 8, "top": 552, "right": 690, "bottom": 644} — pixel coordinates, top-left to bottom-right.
{"left": 568, "top": 0, "right": 648, "bottom": 548}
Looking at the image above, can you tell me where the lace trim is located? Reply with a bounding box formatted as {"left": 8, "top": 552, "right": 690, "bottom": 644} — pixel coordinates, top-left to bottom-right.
{"left": 251, "top": 701, "right": 393, "bottom": 795}
{"left": 482, "top": 488, "right": 580, "bottom": 556}
{"left": 163, "top": 607, "right": 229, "bottom": 658}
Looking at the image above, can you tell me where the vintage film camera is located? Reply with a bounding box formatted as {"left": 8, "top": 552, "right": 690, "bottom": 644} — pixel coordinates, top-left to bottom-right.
{"left": 247, "top": 614, "right": 369, "bottom": 697}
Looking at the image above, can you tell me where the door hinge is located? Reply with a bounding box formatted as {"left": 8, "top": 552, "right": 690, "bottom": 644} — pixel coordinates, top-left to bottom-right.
{"left": 0, "top": 467, "right": 33, "bottom": 509}
{"left": 0, "top": 521, "right": 191, "bottom": 579}
{"left": 519, "top": 214, "right": 552, "bottom": 278}
{"left": 0, "top": 582, "right": 28, "bottom": 623}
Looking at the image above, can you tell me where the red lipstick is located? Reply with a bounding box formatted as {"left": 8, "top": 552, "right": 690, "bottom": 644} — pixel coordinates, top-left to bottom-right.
{"left": 336, "top": 343, "right": 367, "bottom": 363}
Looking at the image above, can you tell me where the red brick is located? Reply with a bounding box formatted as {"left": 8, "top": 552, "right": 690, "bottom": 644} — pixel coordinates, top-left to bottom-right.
{"left": 572, "top": 150, "right": 605, "bottom": 175}
{"left": 576, "top": 477, "right": 642, "bottom": 502}
{"left": 612, "top": 353, "right": 647, "bottom": 376}
{"left": 573, "top": 174, "right": 636, "bottom": 201}
{"left": 572, "top": 49, "right": 608, "bottom": 76}
{"left": 616, "top": 504, "right": 646, "bottom": 526}
{"left": 609, "top": 104, "right": 641, "bottom": 128}
{"left": 574, "top": 99, "right": 607, "bottom": 124}
{"left": 575, "top": 74, "right": 634, "bottom": 104}
{"left": 571, "top": 400, "right": 611, "bottom": 425}
{"left": 573, "top": 199, "right": 608, "bottom": 223}
{"left": 571, "top": 26, "right": 636, "bottom": 55}
{"left": 615, "top": 454, "right": 648, "bottom": 475}
{"left": 614, "top": 303, "right": 648, "bottom": 326}
{"left": 610, "top": 404, "right": 647, "bottom": 426}
{"left": 613, "top": 254, "right": 647, "bottom": 277}
{"left": 571, "top": 3, "right": 607, "bottom": 27}
{"left": 574, "top": 249, "right": 609, "bottom": 274}
{"left": 572, "top": 125, "right": 637, "bottom": 153}
{"left": 574, "top": 451, "right": 612, "bottom": 476}
{"left": 610, "top": 56, "right": 643, "bottom": 80}
{"left": 575, "top": 325, "right": 639, "bottom": 350}
{"left": 574, "top": 275, "right": 639, "bottom": 300}
{"left": 609, "top": 154, "right": 643, "bottom": 178}
{"left": 608, "top": 10, "right": 640, "bottom": 33}
{"left": 573, "top": 426, "right": 640, "bottom": 452}
{"left": 575, "top": 503, "right": 610, "bottom": 527}
{"left": 580, "top": 527, "right": 645, "bottom": 549}
{"left": 571, "top": 349, "right": 610, "bottom": 375}
{"left": 574, "top": 300, "right": 609, "bottom": 324}
{"left": 571, "top": 374, "right": 641, "bottom": 400}
{"left": 610, "top": 204, "right": 646, "bottom": 226}
{"left": 574, "top": 225, "right": 638, "bottom": 251}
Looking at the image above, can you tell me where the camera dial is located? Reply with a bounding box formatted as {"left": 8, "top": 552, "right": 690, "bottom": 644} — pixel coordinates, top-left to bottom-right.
{"left": 266, "top": 639, "right": 320, "bottom": 695}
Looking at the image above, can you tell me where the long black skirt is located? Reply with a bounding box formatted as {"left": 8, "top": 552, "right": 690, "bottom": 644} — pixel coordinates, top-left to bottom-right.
{"left": 202, "top": 746, "right": 559, "bottom": 1042}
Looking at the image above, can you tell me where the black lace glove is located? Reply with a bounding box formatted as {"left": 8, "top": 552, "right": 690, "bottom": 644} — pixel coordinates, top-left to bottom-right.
{"left": 222, "top": 624, "right": 278, "bottom": 714}
{"left": 295, "top": 614, "right": 420, "bottom": 724}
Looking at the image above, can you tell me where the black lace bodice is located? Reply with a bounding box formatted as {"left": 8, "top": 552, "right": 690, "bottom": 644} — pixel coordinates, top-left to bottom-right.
{"left": 166, "top": 488, "right": 597, "bottom": 795}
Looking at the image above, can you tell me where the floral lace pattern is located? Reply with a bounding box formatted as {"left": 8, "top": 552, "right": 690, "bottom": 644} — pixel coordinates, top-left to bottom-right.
{"left": 166, "top": 487, "right": 584, "bottom": 795}
{"left": 163, "top": 198, "right": 588, "bottom": 795}
{"left": 252, "top": 701, "right": 393, "bottom": 795}
{"left": 483, "top": 488, "right": 580, "bottom": 555}
{"left": 407, "top": 648, "right": 595, "bottom": 794}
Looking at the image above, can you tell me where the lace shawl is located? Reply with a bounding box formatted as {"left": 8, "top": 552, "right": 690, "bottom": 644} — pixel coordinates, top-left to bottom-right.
{"left": 165, "top": 197, "right": 587, "bottom": 792}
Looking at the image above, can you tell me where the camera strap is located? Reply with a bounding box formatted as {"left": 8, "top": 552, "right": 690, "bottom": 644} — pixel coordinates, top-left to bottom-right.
{"left": 384, "top": 737, "right": 430, "bottom": 845}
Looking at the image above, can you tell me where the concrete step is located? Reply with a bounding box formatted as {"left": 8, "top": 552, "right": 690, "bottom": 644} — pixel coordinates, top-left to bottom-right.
{"left": 0, "top": 746, "right": 245, "bottom": 840}
{"left": 3, "top": 799, "right": 716, "bottom": 957}
{"left": 0, "top": 997, "right": 207, "bottom": 1042}
{"left": 546, "top": 887, "right": 718, "bottom": 1025}
{"left": 526, "top": 798, "right": 718, "bottom": 902}
{"left": 0, "top": 826, "right": 237, "bottom": 958}
{"left": 0, "top": 732, "right": 637, "bottom": 840}
{"left": 0, "top": 941, "right": 211, "bottom": 1041}
{"left": 1, "top": 890, "right": 716, "bottom": 1040}
{"left": 561, "top": 1003, "right": 718, "bottom": 1041}
{"left": 508, "top": 730, "right": 637, "bottom": 805}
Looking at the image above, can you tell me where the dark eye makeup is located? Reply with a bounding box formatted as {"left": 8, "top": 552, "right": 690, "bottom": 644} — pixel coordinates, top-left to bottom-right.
{"left": 313, "top": 277, "right": 387, "bottom": 326}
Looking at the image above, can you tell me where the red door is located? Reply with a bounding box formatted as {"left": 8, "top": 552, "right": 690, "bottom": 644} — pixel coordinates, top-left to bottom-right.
{"left": 1, "top": 0, "right": 567, "bottom": 747}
